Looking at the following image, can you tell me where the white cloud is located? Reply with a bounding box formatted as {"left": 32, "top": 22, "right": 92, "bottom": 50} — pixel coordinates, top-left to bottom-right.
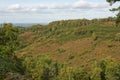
{"left": 7, "top": 4, "right": 30, "bottom": 12}
{"left": 73, "top": 0, "right": 91, "bottom": 9}
{"left": 8, "top": 4, "right": 22, "bottom": 10}
{"left": 0, "top": 0, "right": 113, "bottom": 23}
{"left": 0, "top": 0, "right": 117, "bottom": 23}
{"left": 4, "top": 0, "right": 109, "bottom": 13}
{"left": 49, "top": 3, "right": 71, "bottom": 9}
{"left": 73, "top": 0, "right": 109, "bottom": 9}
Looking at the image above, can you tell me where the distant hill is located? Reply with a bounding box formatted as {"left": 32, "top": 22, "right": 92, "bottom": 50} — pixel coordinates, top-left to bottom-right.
{"left": 16, "top": 18, "right": 120, "bottom": 67}
{"left": 0, "top": 23, "right": 47, "bottom": 27}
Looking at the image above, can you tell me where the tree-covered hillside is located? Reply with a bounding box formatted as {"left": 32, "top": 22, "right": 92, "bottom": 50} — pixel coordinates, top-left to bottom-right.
{"left": 0, "top": 18, "right": 120, "bottom": 80}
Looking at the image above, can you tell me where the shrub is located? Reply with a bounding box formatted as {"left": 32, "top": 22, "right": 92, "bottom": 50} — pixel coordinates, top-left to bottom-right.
{"left": 115, "top": 33, "right": 120, "bottom": 41}
{"left": 56, "top": 48, "right": 66, "bottom": 53}
{"left": 58, "top": 67, "right": 90, "bottom": 80}
{"left": 23, "top": 55, "right": 60, "bottom": 80}
{"left": 92, "top": 32, "right": 98, "bottom": 41}
{"left": 107, "top": 43, "right": 115, "bottom": 47}
{"left": 91, "top": 58, "right": 120, "bottom": 80}
{"left": 68, "top": 53, "right": 74, "bottom": 59}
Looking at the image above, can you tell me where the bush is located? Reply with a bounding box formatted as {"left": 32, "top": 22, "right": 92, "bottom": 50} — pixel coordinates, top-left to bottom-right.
{"left": 58, "top": 67, "right": 90, "bottom": 80}
{"left": 91, "top": 58, "right": 120, "bottom": 80}
{"left": 92, "top": 32, "right": 98, "bottom": 41}
{"left": 57, "top": 48, "right": 66, "bottom": 53}
{"left": 107, "top": 43, "right": 115, "bottom": 47}
{"left": 68, "top": 53, "right": 74, "bottom": 59}
{"left": 23, "top": 55, "right": 60, "bottom": 80}
{"left": 115, "top": 33, "right": 120, "bottom": 41}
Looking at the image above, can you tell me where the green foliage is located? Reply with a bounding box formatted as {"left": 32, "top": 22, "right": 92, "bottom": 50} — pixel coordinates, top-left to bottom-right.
{"left": 91, "top": 67, "right": 102, "bottom": 80}
{"left": 68, "top": 52, "right": 74, "bottom": 59}
{"left": 91, "top": 60, "right": 106, "bottom": 80}
{"left": 48, "top": 18, "right": 114, "bottom": 28}
{"left": 105, "top": 62, "right": 120, "bottom": 80}
{"left": 73, "top": 28, "right": 88, "bottom": 36}
{"left": 18, "top": 18, "right": 119, "bottom": 45}
{"left": 57, "top": 48, "right": 66, "bottom": 53}
{"left": 23, "top": 55, "right": 60, "bottom": 80}
{"left": 107, "top": 43, "right": 115, "bottom": 47}
{"left": 107, "top": 0, "right": 120, "bottom": 26}
{"left": 107, "top": 0, "right": 120, "bottom": 5}
{"left": 58, "top": 67, "right": 90, "bottom": 80}
{"left": 91, "top": 58, "right": 120, "bottom": 80}
{"left": 0, "top": 23, "right": 23, "bottom": 79}
{"left": 115, "top": 33, "right": 120, "bottom": 41}
{"left": 0, "top": 23, "right": 19, "bottom": 53}
{"left": 5, "top": 18, "right": 120, "bottom": 80}
{"left": 92, "top": 32, "right": 98, "bottom": 41}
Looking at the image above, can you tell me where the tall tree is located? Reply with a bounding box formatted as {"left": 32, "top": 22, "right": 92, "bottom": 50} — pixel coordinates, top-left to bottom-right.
{"left": 107, "top": 0, "right": 120, "bottom": 5}
{"left": 107, "top": 0, "right": 120, "bottom": 26}
{"left": 0, "top": 23, "right": 22, "bottom": 79}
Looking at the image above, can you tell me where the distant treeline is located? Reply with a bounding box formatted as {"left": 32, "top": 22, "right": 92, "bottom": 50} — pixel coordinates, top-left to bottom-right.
{"left": 48, "top": 17, "right": 115, "bottom": 27}
{"left": 16, "top": 17, "right": 116, "bottom": 33}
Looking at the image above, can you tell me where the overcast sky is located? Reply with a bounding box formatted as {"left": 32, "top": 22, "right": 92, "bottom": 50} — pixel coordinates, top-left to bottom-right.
{"left": 0, "top": 0, "right": 119, "bottom": 23}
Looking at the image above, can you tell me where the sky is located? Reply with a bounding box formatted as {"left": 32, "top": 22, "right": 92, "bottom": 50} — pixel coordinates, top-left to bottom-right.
{"left": 0, "top": 0, "right": 119, "bottom": 23}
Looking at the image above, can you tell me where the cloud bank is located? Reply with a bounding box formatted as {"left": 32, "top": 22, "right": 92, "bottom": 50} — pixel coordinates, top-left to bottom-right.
{"left": 2, "top": 0, "right": 109, "bottom": 13}
{"left": 1, "top": 0, "right": 115, "bottom": 23}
